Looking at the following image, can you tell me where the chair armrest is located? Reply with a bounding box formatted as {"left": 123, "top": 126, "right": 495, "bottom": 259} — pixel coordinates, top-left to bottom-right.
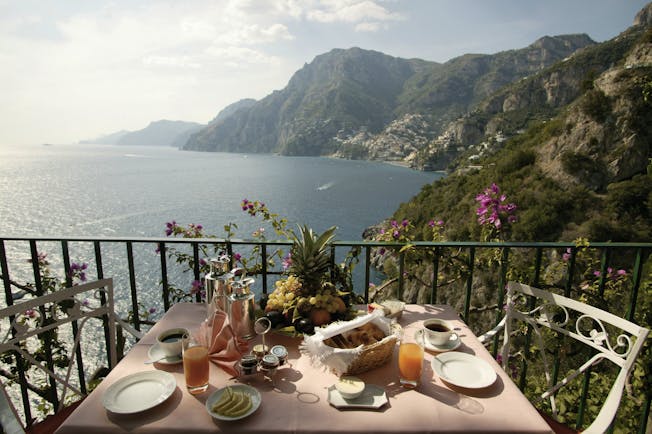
{"left": 477, "top": 316, "right": 506, "bottom": 345}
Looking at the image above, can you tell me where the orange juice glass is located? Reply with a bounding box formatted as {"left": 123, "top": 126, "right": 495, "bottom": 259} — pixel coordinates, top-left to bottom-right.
{"left": 398, "top": 340, "right": 424, "bottom": 388}
{"left": 183, "top": 338, "right": 209, "bottom": 394}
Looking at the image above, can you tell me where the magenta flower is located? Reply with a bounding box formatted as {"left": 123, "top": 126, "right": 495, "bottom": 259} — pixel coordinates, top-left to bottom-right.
{"left": 148, "top": 307, "right": 157, "bottom": 314}
{"left": 165, "top": 220, "right": 178, "bottom": 236}
{"left": 282, "top": 252, "right": 292, "bottom": 270}
{"left": 190, "top": 280, "right": 203, "bottom": 294}
{"left": 562, "top": 248, "right": 572, "bottom": 261}
{"left": 475, "top": 183, "right": 517, "bottom": 229}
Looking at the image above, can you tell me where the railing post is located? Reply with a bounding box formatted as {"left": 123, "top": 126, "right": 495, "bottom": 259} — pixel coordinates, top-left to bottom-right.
{"left": 519, "top": 247, "right": 543, "bottom": 391}
{"left": 492, "top": 247, "right": 509, "bottom": 356}
{"left": 463, "top": 247, "right": 475, "bottom": 322}
{"left": 94, "top": 241, "right": 114, "bottom": 369}
{"left": 364, "top": 246, "right": 371, "bottom": 303}
{"left": 398, "top": 250, "right": 405, "bottom": 301}
{"left": 126, "top": 242, "right": 140, "bottom": 331}
{"left": 627, "top": 247, "right": 645, "bottom": 322}
{"left": 1, "top": 240, "right": 12, "bottom": 307}
{"left": 430, "top": 246, "right": 440, "bottom": 304}
{"left": 159, "top": 242, "right": 170, "bottom": 311}
{"left": 193, "top": 242, "right": 201, "bottom": 303}
{"left": 261, "top": 243, "right": 268, "bottom": 294}
{"left": 61, "top": 240, "right": 87, "bottom": 395}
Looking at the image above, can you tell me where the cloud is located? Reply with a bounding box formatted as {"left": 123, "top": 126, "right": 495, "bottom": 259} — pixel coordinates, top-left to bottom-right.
{"left": 305, "top": 0, "right": 403, "bottom": 25}
{"left": 216, "top": 23, "right": 294, "bottom": 45}
{"left": 205, "top": 46, "right": 282, "bottom": 67}
{"left": 354, "top": 21, "right": 383, "bottom": 32}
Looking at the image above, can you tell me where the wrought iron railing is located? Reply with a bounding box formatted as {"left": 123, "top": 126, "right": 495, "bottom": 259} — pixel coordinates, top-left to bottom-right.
{"left": 1, "top": 236, "right": 650, "bottom": 432}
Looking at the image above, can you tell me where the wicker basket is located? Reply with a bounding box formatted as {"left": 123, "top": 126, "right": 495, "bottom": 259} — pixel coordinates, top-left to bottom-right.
{"left": 345, "top": 334, "right": 397, "bottom": 375}
{"left": 300, "top": 310, "right": 399, "bottom": 375}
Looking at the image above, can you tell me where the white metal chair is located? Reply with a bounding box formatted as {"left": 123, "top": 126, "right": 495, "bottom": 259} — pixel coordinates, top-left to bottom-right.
{"left": 0, "top": 278, "right": 117, "bottom": 434}
{"left": 479, "top": 281, "right": 649, "bottom": 434}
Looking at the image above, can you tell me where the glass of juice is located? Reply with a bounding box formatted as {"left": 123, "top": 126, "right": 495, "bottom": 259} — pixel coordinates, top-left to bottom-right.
{"left": 182, "top": 333, "right": 210, "bottom": 394}
{"left": 398, "top": 331, "right": 424, "bottom": 389}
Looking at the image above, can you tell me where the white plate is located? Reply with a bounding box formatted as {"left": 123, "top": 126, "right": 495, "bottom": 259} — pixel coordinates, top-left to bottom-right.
{"left": 415, "top": 330, "right": 461, "bottom": 353}
{"left": 431, "top": 352, "right": 497, "bottom": 389}
{"left": 327, "top": 384, "right": 388, "bottom": 409}
{"left": 103, "top": 371, "right": 176, "bottom": 414}
{"left": 147, "top": 343, "right": 183, "bottom": 365}
{"left": 206, "top": 384, "right": 261, "bottom": 421}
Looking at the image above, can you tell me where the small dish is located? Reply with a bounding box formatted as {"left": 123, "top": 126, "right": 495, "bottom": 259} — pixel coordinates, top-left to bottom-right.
{"left": 335, "top": 376, "right": 365, "bottom": 399}
{"left": 432, "top": 352, "right": 497, "bottom": 389}
{"left": 327, "top": 384, "right": 388, "bottom": 409}
{"left": 147, "top": 343, "right": 183, "bottom": 365}
{"left": 103, "top": 371, "right": 176, "bottom": 414}
{"left": 414, "top": 330, "right": 461, "bottom": 353}
{"left": 206, "top": 384, "right": 261, "bottom": 421}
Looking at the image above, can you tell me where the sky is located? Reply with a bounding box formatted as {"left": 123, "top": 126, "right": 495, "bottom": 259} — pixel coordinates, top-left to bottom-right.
{"left": 0, "top": 0, "right": 649, "bottom": 146}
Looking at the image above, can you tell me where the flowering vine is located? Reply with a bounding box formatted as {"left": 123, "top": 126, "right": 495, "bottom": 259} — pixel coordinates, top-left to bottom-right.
{"left": 475, "top": 183, "right": 517, "bottom": 241}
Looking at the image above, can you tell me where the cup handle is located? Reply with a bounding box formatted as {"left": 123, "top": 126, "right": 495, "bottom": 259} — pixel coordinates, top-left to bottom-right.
{"left": 415, "top": 329, "right": 426, "bottom": 347}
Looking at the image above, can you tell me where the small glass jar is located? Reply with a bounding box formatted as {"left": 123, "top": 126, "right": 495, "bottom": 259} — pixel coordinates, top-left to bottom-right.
{"left": 239, "top": 354, "right": 258, "bottom": 376}
{"left": 252, "top": 344, "right": 269, "bottom": 359}
{"left": 270, "top": 345, "right": 288, "bottom": 366}
{"left": 260, "top": 354, "right": 280, "bottom": 377}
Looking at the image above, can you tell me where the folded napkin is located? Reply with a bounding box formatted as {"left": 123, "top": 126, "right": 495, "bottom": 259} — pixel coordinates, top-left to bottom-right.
{"left": 198, "top": 310, "right": 249, "bottom": 377}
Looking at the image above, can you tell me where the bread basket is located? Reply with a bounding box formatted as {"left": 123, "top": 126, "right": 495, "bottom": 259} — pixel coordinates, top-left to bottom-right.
{"left": 300, "top": 309, "right": 399, "bottom": 375}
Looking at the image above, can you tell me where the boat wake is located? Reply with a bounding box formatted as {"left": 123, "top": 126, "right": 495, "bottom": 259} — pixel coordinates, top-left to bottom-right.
{"left": 317, "top": 182, "right": 335, "bottom": 191}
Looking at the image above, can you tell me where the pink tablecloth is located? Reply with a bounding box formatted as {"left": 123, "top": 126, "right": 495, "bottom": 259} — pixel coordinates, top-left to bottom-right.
{"left": 56, "top": 303, "right": 553, "bottom": 434}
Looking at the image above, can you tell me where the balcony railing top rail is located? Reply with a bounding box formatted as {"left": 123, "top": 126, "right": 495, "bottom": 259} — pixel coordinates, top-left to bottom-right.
{"left": 0, "top": 235, "right": 650, "bottom": 433}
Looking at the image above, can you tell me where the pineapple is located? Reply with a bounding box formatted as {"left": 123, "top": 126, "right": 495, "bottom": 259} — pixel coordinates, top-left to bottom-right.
{"left": 288, "top": 225, "right": 336, "bottom": 293}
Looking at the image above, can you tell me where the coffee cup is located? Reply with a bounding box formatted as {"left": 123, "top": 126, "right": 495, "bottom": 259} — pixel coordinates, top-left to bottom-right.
{"left": 157, "top": 328, "right": 189, "bottom": 357}
{"left": 422, "top": 319, "right": 456, "bottom": 346}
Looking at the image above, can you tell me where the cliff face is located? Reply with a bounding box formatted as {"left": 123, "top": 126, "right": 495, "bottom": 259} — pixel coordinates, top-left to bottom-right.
{"left": 183, "top": 36, "right": 592, "bottom": 161}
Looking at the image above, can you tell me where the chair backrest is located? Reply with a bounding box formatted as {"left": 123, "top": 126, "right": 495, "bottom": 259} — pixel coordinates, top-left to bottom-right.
{"left": 499, "top": 281, "right": 649, "bottom": 434}
{"left": 0, "top": 278, "right": 116, "bottom": 433}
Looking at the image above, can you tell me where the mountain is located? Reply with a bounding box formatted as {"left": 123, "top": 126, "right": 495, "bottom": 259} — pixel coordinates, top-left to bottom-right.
{"left": 79, "top": 130, "right": 129, "bottom": 145}
{"left": 386, "top": 6, "right": 652, "bottom": 244}
{"left": 116, "top": 120, "right": 204, "bottom": 147}
{"left": 185, "top": 48, "right": 430, "bottom": 154}
{"left": 82, "top": 120, "right": 204, "bottom": 147}
{"left": 183, "top": 37, "right": 593, "bottom": 160}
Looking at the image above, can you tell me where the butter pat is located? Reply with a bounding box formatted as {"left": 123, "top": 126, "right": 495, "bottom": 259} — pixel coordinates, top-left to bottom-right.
{"left": 336, "top": 376, "right": 365, "bottom": 399}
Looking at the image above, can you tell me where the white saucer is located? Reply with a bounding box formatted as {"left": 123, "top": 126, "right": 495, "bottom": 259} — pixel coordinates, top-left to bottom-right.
{"left": 147, "top": 343, "right": 183, "bottom": 365}
{"left": 414, "top": 330, "right": 461, "bottom": 352}
{"left": 327, "top": 384, "right": 388, "bottom": 409}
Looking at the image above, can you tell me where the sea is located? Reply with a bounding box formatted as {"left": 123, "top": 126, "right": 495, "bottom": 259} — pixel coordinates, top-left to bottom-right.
{"left": 0, "top": 143, "right": 443, "bottom": 315}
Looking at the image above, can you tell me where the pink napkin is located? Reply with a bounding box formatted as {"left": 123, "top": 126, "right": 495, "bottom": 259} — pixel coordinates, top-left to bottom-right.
{"left": 198, "top": 310, "right": 249, "bottom": 377}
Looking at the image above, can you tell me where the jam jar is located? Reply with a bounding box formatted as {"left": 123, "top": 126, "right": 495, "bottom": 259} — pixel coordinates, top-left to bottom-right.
{"left": 252, "top": 344, "right": 269, "bottom": 360}
{"left": 259, "top": 354, "right": 280, "bottom": 377}
{"left": 239, "top": 354, "right": 258, "bottom": 376}
{"left": 270, "top": 345, "right": 288, "bottom": 366}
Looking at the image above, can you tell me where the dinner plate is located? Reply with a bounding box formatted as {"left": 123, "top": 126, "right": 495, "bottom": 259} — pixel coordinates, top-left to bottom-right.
{"left": 327, "top": 384, "right": 388, "bottom": 409}
{"left": 431, "top": 352, "right": 497, "bottom": 389}
{"left": 147, "top": 343, "right": 183, "bottom": 365}
{"left": 414, "top": 330, "right": 461, "bottom": 353}
{"left": 206, "top": 384, "right": 261, "bottom": 421}
{"left": 102, "top": 371, "right": 176, "bottom": 414}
